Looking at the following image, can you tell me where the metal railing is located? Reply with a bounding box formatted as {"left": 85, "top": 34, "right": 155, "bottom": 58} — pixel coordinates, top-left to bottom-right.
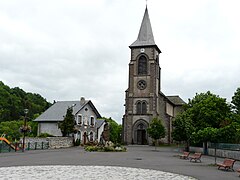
{"left": 208, "top": 142, "right": 240, "bottom": 151}
{"left": 0, "top": 141, "right": 49, "bottom": 153}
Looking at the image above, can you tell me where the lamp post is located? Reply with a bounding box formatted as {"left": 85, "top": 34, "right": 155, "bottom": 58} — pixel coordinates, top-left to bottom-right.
{"left": 22, "top": 109, "right": 28, "bottom": 152}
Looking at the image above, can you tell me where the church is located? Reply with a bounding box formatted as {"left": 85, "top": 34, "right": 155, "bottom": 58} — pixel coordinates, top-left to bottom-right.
{"left": 122, "top": 7, "right": 185, "bottom": 145}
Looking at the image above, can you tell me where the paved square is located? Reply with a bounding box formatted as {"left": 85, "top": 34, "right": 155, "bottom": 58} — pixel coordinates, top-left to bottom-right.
{"left": 0, "top": 146, "right": 240, "bottom": 179}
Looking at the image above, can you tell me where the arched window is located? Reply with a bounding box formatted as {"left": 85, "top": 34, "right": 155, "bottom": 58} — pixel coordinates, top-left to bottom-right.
{"left": 136, "top": 101, "right": 147, "bottom": 115}
{"left": 138, "top": 123, "right": 144, "bottom": 130}
{"left": 138, "top": 56, "right": 147, "bottom": 75}
{"left": 142, "top": 101, "right": 147, "bottom": 114}
{"left": 137, "top": 102, "right": 142, "bottom": 114}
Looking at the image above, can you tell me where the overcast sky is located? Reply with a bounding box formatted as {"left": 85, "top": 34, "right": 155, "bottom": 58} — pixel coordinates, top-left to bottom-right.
{"left": 1, "top": 0, "right": 240, "bottom": 124}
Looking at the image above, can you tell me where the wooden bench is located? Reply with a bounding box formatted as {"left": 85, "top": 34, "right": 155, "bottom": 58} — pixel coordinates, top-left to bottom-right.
{"left": 216, "top": 158, "right": 235, "bottom": 171}
{"left": 189, "top": 153, "right": 202, "bottom": 162}
{"left": 179, "top": 151, "right": 190, "bottom": 159}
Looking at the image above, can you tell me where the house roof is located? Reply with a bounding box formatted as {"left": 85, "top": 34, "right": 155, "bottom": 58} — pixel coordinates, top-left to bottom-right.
{"left": 129, "top": 7, "right": 161, "bottom": 53}
{"left": 96, "top": 119, "right": 105, "bottom": 129}
{"left": 34, "top": 100, "right": 101, "bottom": 122}
{"left": 166, "top": 96, "right": 186, "bottom": 106}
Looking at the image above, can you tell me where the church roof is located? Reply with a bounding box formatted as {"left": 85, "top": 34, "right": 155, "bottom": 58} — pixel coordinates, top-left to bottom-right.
{"left": 130, "top": 7, "right": 157, "bottom": 48}
{"left": 166, "top": 96, "right": 186, "bottom": 106}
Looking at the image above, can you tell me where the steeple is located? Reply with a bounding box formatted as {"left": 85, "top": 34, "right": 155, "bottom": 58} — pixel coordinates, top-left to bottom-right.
{"left": 130, "top": 6, "right": 157, "bottom": 48}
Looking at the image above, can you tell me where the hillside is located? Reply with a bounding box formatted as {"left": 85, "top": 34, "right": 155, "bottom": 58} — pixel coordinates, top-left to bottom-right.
{"left": 0, "top": 81, "right": 51, "bottom": 122}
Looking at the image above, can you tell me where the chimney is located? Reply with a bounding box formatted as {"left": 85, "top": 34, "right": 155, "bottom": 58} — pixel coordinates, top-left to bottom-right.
{"left": 80, "top": 97, "right": 85, "bottom": 105}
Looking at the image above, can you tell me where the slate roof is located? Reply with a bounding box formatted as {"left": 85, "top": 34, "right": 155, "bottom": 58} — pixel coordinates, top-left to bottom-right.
{"left": 130, "top": 6, "right": 160, "bottom": 53}
{"left": 34, "top": 100, "right": 101, "bottom": 122}
{"left": 96, "top": 119, "right": 106, "bottom": 129}
{"left": 166, "top": 96, "right": 186, "bottom": 106}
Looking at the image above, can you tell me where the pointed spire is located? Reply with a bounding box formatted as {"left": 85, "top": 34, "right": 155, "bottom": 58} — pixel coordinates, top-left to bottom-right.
{"left": 130, "top": 6, "right": 156, "bottom": 47}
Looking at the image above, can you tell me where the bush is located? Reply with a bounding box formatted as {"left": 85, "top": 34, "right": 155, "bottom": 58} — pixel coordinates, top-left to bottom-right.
{"left": 38, "top": 133, "right": 54, "bottom": 138}
{"left": 84, "top": 145, "right": 127, "bottom": 152}
{"left": 74, "top": 139, "right": 81, "bottom": 146}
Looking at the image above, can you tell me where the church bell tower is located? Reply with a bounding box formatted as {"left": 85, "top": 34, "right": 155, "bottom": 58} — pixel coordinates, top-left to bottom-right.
{"left": 123, "top": 7, "right": 162, "bottom": 145}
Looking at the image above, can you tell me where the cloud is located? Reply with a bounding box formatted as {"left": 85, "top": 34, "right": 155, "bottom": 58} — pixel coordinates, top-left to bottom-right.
{"left": 0, "top": 0, "right": 240, "bottom": 123}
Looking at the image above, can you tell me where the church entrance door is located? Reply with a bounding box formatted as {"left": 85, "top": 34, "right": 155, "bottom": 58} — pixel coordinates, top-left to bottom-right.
{"left": 137, "top": 129, "right": 146, "bottom": 145}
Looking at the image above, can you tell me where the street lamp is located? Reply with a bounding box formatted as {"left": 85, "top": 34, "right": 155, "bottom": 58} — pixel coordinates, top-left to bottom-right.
{"left": 22, "top": 109, "right": 28, "bottom": 152}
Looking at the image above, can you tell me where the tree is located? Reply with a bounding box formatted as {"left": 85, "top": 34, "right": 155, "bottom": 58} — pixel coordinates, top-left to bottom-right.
{"left": 186, "top": 91, "right": 231, "bottom": 131}
{"left": 172, "top": 91, "right": 234, "bottom": 148}
{"left": 232, "top": 87, "right": 240, "bottom": 114}
{"left": 0, "top": 120, "right": 38, "bottom": 142}
{"left": 147, "top": 117, "right": 166, "bottom": 150}
{"left": 59, "top": 107, "right": 75, "bottom": 137}
{"left": 0, "top": 81, "right": 51, "bottom": 122}
{"left": 172, "top": 112, "right": 195, "bottom": 151}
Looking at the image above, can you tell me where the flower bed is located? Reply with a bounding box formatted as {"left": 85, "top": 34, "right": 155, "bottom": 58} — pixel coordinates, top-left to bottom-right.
{"left": 84, "top": 145, "right": 126, "bottom": 152}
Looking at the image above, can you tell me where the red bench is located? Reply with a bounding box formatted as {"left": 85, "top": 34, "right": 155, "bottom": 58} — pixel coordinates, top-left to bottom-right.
{"left": 179, "top": 151, "right": 190, "bottom": 159}
{"left": 217, "top": 158, "right": 235, "bottom": 171}
{"left": 189, "top": 153, "right": 202, "bottom": 162}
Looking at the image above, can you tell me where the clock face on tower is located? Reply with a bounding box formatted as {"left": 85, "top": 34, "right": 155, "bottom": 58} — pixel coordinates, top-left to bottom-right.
{"left": 137, "top": 80, "right": 147, "bottom": 90}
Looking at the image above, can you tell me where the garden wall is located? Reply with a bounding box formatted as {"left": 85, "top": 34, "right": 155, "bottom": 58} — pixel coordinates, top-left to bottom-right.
{"left": 190, "top": 146, "right": 240, "bottom": 160}
{"left": 24, "top": 137, "right": 73, "bottom": 149}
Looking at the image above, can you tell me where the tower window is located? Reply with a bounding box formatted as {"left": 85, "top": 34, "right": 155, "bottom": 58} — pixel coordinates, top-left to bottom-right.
{"left": 136, "top": 101, "right": 147, "bottom": 115}
{"left": 142, "top": 101, "right": 147, "bottom": 114}
{"left": 138, "top": 55, "right": 147, "bottom": 75}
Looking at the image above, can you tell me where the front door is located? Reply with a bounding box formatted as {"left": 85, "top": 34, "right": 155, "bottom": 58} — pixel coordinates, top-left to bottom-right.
{"left": 137, "top": 129, "right": 146, "bottom": 145}
{"left": 83, "top": 132, "right": 87, "bottom": 144}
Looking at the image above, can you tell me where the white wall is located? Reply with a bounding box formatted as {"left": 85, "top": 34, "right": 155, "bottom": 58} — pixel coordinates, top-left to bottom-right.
{"left": 39, "top": 122, "right": 62, "bottom": 136}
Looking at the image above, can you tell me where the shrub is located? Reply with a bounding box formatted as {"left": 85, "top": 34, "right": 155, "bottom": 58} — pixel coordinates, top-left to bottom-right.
{"left": 38, "top": 133, "right": 54, "bottom": 138}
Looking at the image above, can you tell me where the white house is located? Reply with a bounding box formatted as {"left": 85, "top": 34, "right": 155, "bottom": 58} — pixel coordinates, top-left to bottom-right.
{"left": 34, "top": 97, "right": 108, "bottom": 144}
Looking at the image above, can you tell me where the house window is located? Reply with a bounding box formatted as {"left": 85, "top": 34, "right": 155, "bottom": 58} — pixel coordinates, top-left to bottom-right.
{"left": 136, "top": 101, "right": 147, "bottom": 115}
{"left": 84, "top": 116, "right": 88, "bottom": 126}
{"left": 90, "top": 116, "right": 94, "bottom": 127}
{"left": 78, "top": 115, "right": 82, "bottom": 125}
{"left": 138, "top": 55, "right": 147, "bottom": 75}
{"left": 89, "top": 131, "right": 94, "bottom": 142}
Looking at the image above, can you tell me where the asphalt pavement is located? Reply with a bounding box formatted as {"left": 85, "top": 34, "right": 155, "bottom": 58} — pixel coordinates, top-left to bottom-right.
{"left": 0, "top": 145, "right": 239, "bottom": 180}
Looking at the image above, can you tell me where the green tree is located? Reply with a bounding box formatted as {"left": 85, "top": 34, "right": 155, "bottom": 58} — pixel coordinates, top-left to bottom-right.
{"left": 172, "top": 112, "right": 195, "bottom": 151}
{"left": 147, "top": 117, "right": 166, "bottom": 150}
{"left": 186, "top": 91, "right": 231, "bottom": 131}
{"left": 59, "top": 107, "right": 75, "bottom": 137}
{"left": 0, "top": 81, "right": 51, "bottom": 122}
{"left": 192, "top": 127, "right": 218, "bottom": 144}
{"left": 232, "top": 87, "right": 240, "bottom": 114}
{"left": 0, "top": 120, "right": 38, "bottom": 142}
{"left": 172, "top": 91, "right": 233, "bottom": 147}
